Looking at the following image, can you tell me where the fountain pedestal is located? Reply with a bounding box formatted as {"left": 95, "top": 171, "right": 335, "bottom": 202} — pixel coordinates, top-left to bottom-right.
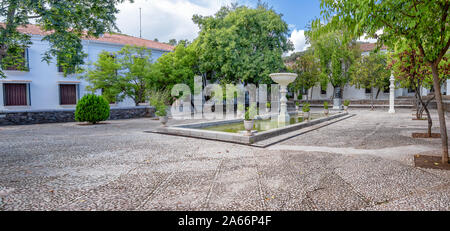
{"left": 270, "top": 73, "right": 298, "bottom": 124}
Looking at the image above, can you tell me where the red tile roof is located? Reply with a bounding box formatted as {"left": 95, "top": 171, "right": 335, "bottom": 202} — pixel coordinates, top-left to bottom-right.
{"left": 2, "top": 24, "right": 174, "bottom": 51}
{"left": 360, "top": 43, "right": 387, "bottom": 52}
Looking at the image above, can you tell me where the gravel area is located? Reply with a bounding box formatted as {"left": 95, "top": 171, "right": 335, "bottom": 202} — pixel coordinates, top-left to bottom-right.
{"left": 0, "top": 109, "right": 449, "bottom": 211}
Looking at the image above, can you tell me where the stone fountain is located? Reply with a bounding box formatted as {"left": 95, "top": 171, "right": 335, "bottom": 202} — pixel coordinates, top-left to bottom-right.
{"left": 269, "top": 73, "right": 298, "bottom": 124}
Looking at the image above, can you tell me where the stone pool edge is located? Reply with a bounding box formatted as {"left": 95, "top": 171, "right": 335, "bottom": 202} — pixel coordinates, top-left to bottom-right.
{"left": 155, "top": 112, "right": 349, "bottom": 145}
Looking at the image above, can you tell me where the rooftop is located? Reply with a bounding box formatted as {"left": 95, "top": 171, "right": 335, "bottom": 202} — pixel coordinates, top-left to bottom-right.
{"left": 2, "top": 24, "right": 175, "bottom": 52}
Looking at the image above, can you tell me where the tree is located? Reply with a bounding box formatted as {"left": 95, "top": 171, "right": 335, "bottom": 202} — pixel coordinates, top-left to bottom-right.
{"left": 290, "top": 49, "right": 320, "bottom": 102}
{"left": 307, "top": 30, "right": 360, "bottom": 101}
{"left": 317, "top": 0, "right": 450, "bottom": 164}
{"left": 83, "top": 45, "right": 153, "bottom": 106}
{"left": 193, "top": 4, "right": 293, "bottom": 85}
{"left": 151, "top": 43, "right": 199, "bottom": 91}
{"left": 0, "top": 0, "right": 131, "bottom": 77}
{"left": 167, "top": 39, "right": 178, "bottom": 46}
{"left": 350, "top": 52, "right": 390, "bottom": 110}
{"left": 389, "top": 42, "right": 450, "bottom": 137}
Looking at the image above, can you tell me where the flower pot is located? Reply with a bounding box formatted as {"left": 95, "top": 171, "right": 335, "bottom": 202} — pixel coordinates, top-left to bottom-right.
{"left": 295, "top": 106, "right": 299, "bottom": 111}
{"left": 324, "top": 109, "right": 329, "bottom": 116}
{"left": 303, "top": 112, "right": 310, "bottom": 120}
{"left": 265, "top": 108, "right": 270, "bottom": 113}
{"left": 159, "top": 116, "right": 168, "bottom": 127}
{"left": 344, "top": 106, "right": 348, "bottom": 112}
{"left": 244, "top": 120, "right": 254, "bottom": 136}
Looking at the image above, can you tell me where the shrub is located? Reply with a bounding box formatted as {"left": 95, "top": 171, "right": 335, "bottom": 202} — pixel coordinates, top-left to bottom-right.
{"left": 343, "top": 100, "right": 350, "bottom": 106}
{"left": 245, "top": 105, "right": 257, "bottom": 121}
{"left": 302, "top": 103, "right": 310, "bottom": 112}
{"left": 266, "top": 102, "right": 271, "bottom": 108}
{"left": 324, "top": 101, "right": 329, "bottom": 109}
{"left": 296, "top": 101, "right": 300, "bottom": 107}
{"left": 149, "top": 89, "right": 170, "bottom": 117}
{"left": 297, "top": 94, "right": 303, "bottom": 100}
{"left": 75, "top": 94, "right": 110, "bottom": 124}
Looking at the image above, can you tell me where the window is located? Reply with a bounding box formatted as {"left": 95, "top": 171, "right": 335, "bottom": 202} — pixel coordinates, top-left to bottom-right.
{"left": 59, "top": 84, "right": 78, "bottom": 105}
{"left": 365, "top": 88, "right": 372, "bottom": 94}
{"left": 3, "top": 83, "right": 29, "bottom": 106}
{"left": 1, "top": 48, "right": 29, "bottom": 71}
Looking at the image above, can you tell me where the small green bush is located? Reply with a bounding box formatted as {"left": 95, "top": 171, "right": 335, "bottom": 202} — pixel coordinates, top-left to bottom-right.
{"left": 296, "top": 101, "right": 300, "bottom": 107}
{"left": 343, "top": 100, "right": 350, "bottom": 106}
{"left": 75, "top": 94, "right": 110, "bottom": 124}
{"left": 302, "top": 103, "right": 310, "bottom": 112}
{"left": 149, "top": 89, "right": 170, "bottom": 117}
{"left": 297, "top": 94, "right": 302, "bottom": 100}
{"left": 245, "top": 105, "right": 257, "bottom": 121}
{"left": 266, "top": 102, "right": 271, "bottom": 108}
{"left": 324, "top": 101, "right": 329, "bottom": 109}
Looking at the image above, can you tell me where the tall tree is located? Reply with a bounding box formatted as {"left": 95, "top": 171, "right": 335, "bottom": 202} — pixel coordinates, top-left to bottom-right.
{"left": 350, "top": 52, "right": 390, "bottom": 110}
{"left": 151, "top": 42, "right": 199, "bottom": 91}
{"left": 0, "top": 0, "right": 131, "bottom": 77}
{"left": 307, "top": 30, "right": 360, "bottom": 100}
{"left": 389, "top": 42, "right": 450, "bottom": 137}
{"left": 290, "top": 49, "right": 320, "bottom": 102}
{"left": 317, "top": 0, "right": 450, "bottom": 163}
{"left": 83, "top": 45, "right": 153, "bottom": 106}
{"left": 193, "top": 4, "right": 293, "bottom": 85}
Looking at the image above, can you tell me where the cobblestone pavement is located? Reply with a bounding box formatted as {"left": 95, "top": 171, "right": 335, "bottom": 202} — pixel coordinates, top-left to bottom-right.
{"left": 0, "top": 109, "right": 448, "bottom": 211}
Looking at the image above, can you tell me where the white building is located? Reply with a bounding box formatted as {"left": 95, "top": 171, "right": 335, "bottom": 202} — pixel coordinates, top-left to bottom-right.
{"left": 0, "top": 25, "right": 174, "bottom": 111}
{"left": 306, "top": 43, "right": 448, "bottom": 101}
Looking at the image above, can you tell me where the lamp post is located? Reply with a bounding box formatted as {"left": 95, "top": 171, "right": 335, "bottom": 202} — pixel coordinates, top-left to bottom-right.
{"left": 389, "top": 74, "right": 396, "bottom": 114}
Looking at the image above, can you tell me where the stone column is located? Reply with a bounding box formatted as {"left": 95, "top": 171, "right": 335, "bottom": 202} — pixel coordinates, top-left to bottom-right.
{"left": 389, "top": 74, "right": 396, "bottom": 114}
{"left": 333, "top": 86, "right": 342, "bottom": 110}
{"left": 278, "top": 84, "right": 290, "bottom": 124}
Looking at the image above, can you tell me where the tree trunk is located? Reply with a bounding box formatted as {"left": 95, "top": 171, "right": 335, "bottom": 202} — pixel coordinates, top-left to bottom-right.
{"left": 417, "top": 91, "right": 433, "bottom": 137}
{"left": 431, "top": 63, "right": 449, "bottom": 164}
{"left": 370, "top": 87, "right": 374, "bottom": 110}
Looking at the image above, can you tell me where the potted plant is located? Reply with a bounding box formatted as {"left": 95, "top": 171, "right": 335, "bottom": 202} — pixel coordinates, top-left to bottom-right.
{"left": 302, "top": 103, "right": 311, "bottom": 120}
{"left": 155, "top": 103, "right": 168, "bottom": 126}
{"left": 295, "top": 101, "right": 300, "bottom": 111}
{"left": 324, "top": 101, "right": 329, "bottom": 116}
{"left": 343, "top": 100, "right": 350, "bottom": 112}
{"left": 150, "top": 90, "right": 170, "bottom": 126}
{"left": 244, "top": 105, "right": 257, "bottom": 136}
{"left": 266, "top": 102, "right": 271, "bottom": 113}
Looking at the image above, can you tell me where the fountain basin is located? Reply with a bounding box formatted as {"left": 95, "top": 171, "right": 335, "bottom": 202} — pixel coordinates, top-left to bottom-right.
{"left": 155, "top": 112, "right": 348, "bottom": 145}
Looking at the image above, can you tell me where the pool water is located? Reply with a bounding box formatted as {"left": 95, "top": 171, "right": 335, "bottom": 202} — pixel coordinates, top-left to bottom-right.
{"left": 202, "top": 114, "right": 323, "bottom": 133}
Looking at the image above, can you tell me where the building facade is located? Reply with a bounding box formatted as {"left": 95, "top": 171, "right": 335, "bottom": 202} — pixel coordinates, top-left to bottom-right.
{"left": 305, "top": 43, "right": 448, "bottom": 101}
{"left": 0, "top": 25, "right": 174, "bottom": 111}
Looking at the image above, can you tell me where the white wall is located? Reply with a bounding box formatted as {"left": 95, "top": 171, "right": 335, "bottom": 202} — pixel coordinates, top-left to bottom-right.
{"left": 0, "top": 35, "right": 167, "bottom": 110}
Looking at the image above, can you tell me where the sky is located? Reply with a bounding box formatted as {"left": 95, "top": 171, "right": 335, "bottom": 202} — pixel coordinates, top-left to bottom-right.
{"left": 115, "top": 0, "right": 323, "bottom": 54}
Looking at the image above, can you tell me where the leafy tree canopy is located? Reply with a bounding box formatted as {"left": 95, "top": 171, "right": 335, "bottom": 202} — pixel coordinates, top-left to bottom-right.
{"left": 83, "top": 45, "right": 153, "bottom": 106}
{"left": 0, "top": 0, "right": 131, "bottom": 77}
{"left": 193, "top": 4, "right": 293, "bottom": 85}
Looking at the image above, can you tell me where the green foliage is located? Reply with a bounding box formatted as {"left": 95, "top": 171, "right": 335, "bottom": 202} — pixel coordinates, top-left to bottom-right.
{"left": 84, "top": 45, "right": 153, "bottom": 106}
{"left": 323, "top": 101, "right": 329, "bottom": 109}
{"left": 0, "top": 0, "right": 131, "bottom": 78}
{"left": 389, "top": 41, "right": 450, "bottom": 91}
{"left": 149, "top": 89, "right": 170, "bottom": 117}
{"left": 350, "top": 52, "right": 390, "bottom": 95}
{"left": 75, "top": 94, "right": 110, "bottom": 124}
{"left": 343, "top": 100, "right": 350, "bottom": 107}
{"left": 296, "top": 101, "right": 300, "bottom": 107}
{"left": 306, "top": 30, "right": 360, "bottom": 91}
{"left": 0, "top": 46, "right": 28, "bottom": 72}
{"left": 244, "top": 105, "right": 257, "bottom": 121}
{"left": 297, "top": 93, "right": 303, "bottom": 100}
{"left": 302, "top": 103, "right": 310, "bottom": 112}
{"left": 290, "top": 49, "right": 320, "bottom": 96}
{"left": 266, "top": 102, "right": 271, "bottom": 108}
{"left": 193, "top": 4, "right": 293, "bottom": 84}
{"left": 151, "top": 43, "right": 199, "bottom": 91}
